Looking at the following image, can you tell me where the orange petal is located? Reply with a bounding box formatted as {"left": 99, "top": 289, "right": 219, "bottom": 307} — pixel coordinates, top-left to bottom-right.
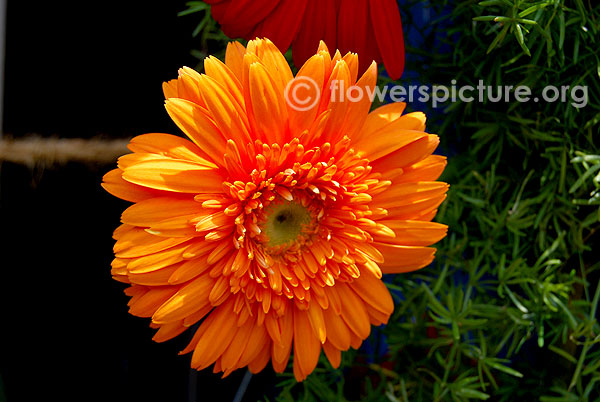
{"left": 340, "top": 61, "right": 377, "bottom": 141}
{"left": 162, "top": 67, "right": 206, "bottom": 107}
{"left": 128, "top": 286, "right": 178, "bottom": 318}
{"left": 306, "top": 300, "right": 327, "bottom": 343}
{"left": 121, "top": 197, "right": 204, "bottom": 227}
{"left": 391, "top": 155, "right": 448, "bottom": 183}
{"left": 287, "top": 54, "right": 326, "bottom": 136}
{"left": 152, "top": 321, "right": 188, "bottom": 343}
{"left": 336, "top": 283, "right": 371, "bottom": 340}
{"left": 359, "top": 102, "right": 407, "bottom": 143}
{"left": 127, "top": 263, "right": 180, "bottom": 286}
{"left": 197, "top": 74, "right": 251, "bottom": 146}
{"left": 225, "top": 41, "right": 247, "bottom": 83}
{"left": 376, "top": 244, "right": 437, "bottom": 273}
{"left": 293, "top": 306, "right": 322, "bottom": 381}
{"left": 272, "top": 308, "right": 294, "bottom": 371}
{"left": 336, "top": 283, "right": 371, "bottom": 339}
{"left": 350, "top": 269, "right": 394, "bottom": 316}
{"left": 102, "top": 168, "right": 164, "bottom": 203}
{"left": 372, "top": 181, "right": 450, "bottom": 209}
{"left": 204, "top": 56, "right": 244, "bottom": 108}
{"left": 322, "top": 306, "right": 351, "bottom": 351}
{"left": 126, "top": 241, "right": 192, "bottom": 274}
{"left": 373, "top": 220, "right": 448, "bottom": 246}
{"left": 190, "top": 299, "right": 237, "bottom": 370}
{"left": 342, "top": 52, "right": 359, "bottom": 84}
{"left": 128, "top": 133, "right": 215, "bottom": 167}
{"left": 168, "top": 257, "right": 211, "bottom": 285}
{"left": 255, "top": 39, "right": 294, "bottom": 95}
{"left": 353, "top": 128, "right": 428, "bottom": 162}
{"left": 248, "top": 61, "right": 289, "bottom": 145}
{"left": 385, "top": 193, "right": 448, "bottom": 221}
{"left": 237, "top": 319, "right": 269, "bottom": 367}
{"left": 322, "top": 341, "right": 341, "bottom": 369}
{"left": 320, "top": 60, "right": 351, "bottom": 143}
{"left": 371, "top": 135, "right": 440, "bottom": 172}
{"left": 220, "top": 318, "right": 255, "bottom": 371}
{"left": 164, "top": 98, "right": 228, "bottom": 165}
{"left": 114, "top": 227, "right": 192, "bottom": 258}
{"left": 121, "top": 158, "right": 223, "bottom": 194}
{"left": 248, "top": 342, "right": 271, "bottom": 374}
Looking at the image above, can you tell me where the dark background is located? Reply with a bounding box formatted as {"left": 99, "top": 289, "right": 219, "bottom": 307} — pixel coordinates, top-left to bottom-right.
{"left": 0, "top": 1, "right": 276, "bottom": 401}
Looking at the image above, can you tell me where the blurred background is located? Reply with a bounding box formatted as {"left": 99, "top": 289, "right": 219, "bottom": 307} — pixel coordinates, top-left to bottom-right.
{"left": 0, "top": 1, "right": 276, "bottom": 401}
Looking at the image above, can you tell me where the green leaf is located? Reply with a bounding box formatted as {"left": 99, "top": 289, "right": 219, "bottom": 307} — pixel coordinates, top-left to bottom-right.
{"left": 514, "top": 24, "right": 532, "bottom": 56}
{"left": 548, "top": 345, "right": 578, "bottom": 364}
{"left": 487, "top": 24, "right": 510, "bottom": 54}
{"left": 487, "top": 359, "right": 524, "bottom": 378}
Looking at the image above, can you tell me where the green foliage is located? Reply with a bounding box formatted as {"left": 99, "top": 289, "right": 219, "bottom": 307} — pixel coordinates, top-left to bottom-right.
{"left": 383, "top": 1, "right": 598, "bottom": 400}
{"left": 178, "top": 2, "right": 230, "bottom": 68}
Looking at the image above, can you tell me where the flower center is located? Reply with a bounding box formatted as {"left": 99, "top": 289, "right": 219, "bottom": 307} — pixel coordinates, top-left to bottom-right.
{"left": 261, "top": 198, "right": 312, "bottom": 250}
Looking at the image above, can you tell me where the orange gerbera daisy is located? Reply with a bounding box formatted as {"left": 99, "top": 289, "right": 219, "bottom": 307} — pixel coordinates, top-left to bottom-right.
{"left": 204, "top": 0, "right": 405, "bottom": 79}
{"left": 103, "top": 38, "right": 447, "bottom": 381}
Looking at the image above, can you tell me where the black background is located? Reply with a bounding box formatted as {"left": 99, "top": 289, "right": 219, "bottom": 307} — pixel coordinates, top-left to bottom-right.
{"left": 0, "top": 1, "right": 276, "bottom": 401}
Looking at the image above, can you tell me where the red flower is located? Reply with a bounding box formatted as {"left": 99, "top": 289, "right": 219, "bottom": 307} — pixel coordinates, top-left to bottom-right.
{"left": 204, "top": 0, "right": 405, "bottom": 79}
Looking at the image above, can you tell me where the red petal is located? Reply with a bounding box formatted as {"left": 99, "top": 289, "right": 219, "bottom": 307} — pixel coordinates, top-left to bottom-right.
{"left": 337, "top": 0, "right": 369, "bottom": 57}
{"left": 219, "top": 0, "right": 280, "bottom": 38}
{"left": 369, "top": 0, "right": 405, "bottom": 79}
{"left": 292, "top": 0, "right": 337, "bottom": 69}
{"left": 251, "top": 0, "right": 309, "bottom": 53}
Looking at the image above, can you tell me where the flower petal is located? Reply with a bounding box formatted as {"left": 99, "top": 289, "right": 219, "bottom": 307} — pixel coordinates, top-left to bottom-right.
{"left": 322, "top": 341, "right": 342, "bottom": 368}
{"left": 377, "top": 244, "right": 437, "bottom": 273}
{"left": 322, "top": 305, "right": 351, "bottom": 351}
{"left": 288, "top": 54, "right": 326, "bottom": 136}
{"left": 373, "top": 220, "right": 448, "bottom": 246}
{"left": 164, "top": 98, "right": 228, "bottom": 165}
{"left": 190, "top": 299, "right": 237, "bottom": 370}
{"left": 121, "top": 158, "right": 223, "bottom": 194}
{"left": 372, "top": 181, "right": 450, "bottom": 209}
{"left": 292, "top": 0, "right": 337, "bottom": 69}
{"left": 197, "top": 74, "right": 252, "bottom": 146}
{"left": 251, "top": 0, "right": 308, "bottom": 52}
{"left": 293, "top": 307, "right": 321, "bottom": 381}
{"left": 102, "top": 168, "right": 163, "bottom": 203}
{"left": 359, "top": 102, "right": 407, "bottom": 142}
{"left": 353, "top": 128, "right": 428, "bottom": 161}
{"left": 336, "top": 283, "right": 371, "bottom": 340}
{"left": 370, "top": 0, "right": 405, "bottom": 79}
{"left": 391, "top": 155, "right": 448, "bottom": 183}
{"left": 121, "top": 197, "right": 205, "bottom": 227}
{"left": 114, "top": 226, "right": 192, "bottom": 258}
{"left": 218, "top": 0, "right": 279, "bottom": 38}
{"left": 128, "top": 133, "right": 217, "bottom": 168}
{"left": 248, "top": 61, "right": 289, "bottom": 145}
{"left": 306, "top": 300, "right": 326, "bottom": 343}
{"left": 350, "top": 269, "right": 394, "bottom": 316}
{"left": 340, "top": 61, "right": 377, "bottom": 141}
{"left": 152, "top": 275, "right": 215, "bottom": 324}
{"left": 225, "top": 41, "right": 247, "bottom": 82}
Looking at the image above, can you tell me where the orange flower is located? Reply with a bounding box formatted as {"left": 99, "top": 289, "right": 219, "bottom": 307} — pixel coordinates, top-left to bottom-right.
{"left": 102, "top": 38, "right": 447, "bottom": 381}
{"left": 204, "top": 0, "right": 405, "bottom": 79}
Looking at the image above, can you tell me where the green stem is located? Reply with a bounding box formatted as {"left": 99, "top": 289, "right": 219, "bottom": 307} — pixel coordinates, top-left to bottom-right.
{"left": 569, "top": 277, "right": 600, "bottom": 390}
